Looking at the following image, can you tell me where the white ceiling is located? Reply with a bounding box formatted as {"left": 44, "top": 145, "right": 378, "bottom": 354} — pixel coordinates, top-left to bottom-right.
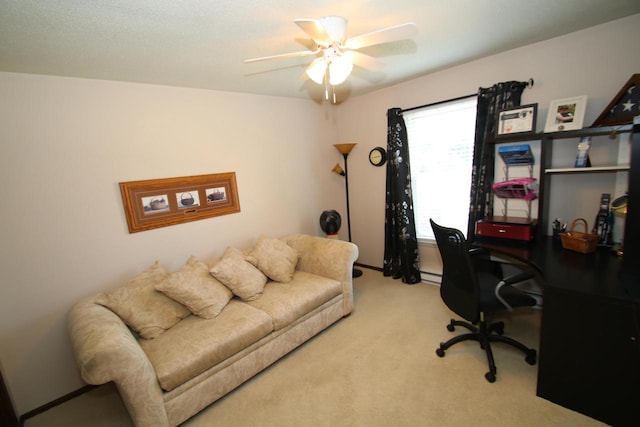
{"left": 2, "top": 0, "right": 640, "bottom": 103}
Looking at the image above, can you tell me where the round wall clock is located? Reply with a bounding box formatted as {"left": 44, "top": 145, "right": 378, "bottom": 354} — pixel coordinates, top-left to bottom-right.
{"left": 369, "top": 147, "right": 387, "bottom": 166}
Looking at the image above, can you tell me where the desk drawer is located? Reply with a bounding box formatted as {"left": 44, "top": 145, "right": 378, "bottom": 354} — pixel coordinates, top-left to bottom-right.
{"left": 475, "top": 220, "right": 535, "bottom": 241}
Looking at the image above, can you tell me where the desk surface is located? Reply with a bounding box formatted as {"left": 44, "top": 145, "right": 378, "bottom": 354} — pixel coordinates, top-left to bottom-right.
{"left": 474, "top": 236, "right": 636, "bottom": 301}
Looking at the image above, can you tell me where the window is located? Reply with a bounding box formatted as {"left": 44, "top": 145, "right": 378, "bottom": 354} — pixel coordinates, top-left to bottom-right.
{"left": 405, "top": 95, "right": 478, "bottom": 240}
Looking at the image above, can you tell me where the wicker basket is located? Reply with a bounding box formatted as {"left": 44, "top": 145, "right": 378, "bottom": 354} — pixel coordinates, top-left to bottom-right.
{"left": 180, "top": 192, "right": 195, "bottom": 206}
{"left": 150, "top": 198, "right": 167, "bottom": 210}
{"left": 559, "top": 218, "right": 599, "bottom": 254}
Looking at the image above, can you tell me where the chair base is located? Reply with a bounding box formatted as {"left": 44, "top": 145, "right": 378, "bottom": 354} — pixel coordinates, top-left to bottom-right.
{"left": 435, "top": 318, "right": 537, "bottom": 383}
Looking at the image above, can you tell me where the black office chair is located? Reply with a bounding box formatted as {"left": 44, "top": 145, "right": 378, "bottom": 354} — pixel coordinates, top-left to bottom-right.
{"left": 430, "top": 219, "right": 538, "bottom": 383}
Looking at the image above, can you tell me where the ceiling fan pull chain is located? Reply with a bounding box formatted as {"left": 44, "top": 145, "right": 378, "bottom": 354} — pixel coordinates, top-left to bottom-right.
{"left": 324, "top": 69, "right": 330, "bottom": 100}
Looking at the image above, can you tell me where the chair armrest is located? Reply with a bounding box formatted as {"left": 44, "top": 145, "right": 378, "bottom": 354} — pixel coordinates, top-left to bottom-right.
{"left": 68, "top": 296, "right": 169, "bottom": 426}
{"left": 502, "top": 271, "right": 535, "bottom": 286}
{"left": 469, "top": 247, "right": 490, "bottom": 257}
{"left": 494, "top": 271, "right": 535, "bottom": 310}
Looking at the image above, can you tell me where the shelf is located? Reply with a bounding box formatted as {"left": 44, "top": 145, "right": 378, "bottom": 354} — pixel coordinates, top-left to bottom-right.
{"left": 545, "top": 165, "right": 630, "bottom": 174}
{"left": 488, "top": 133, "right": 542, "bottom": 144}
{"left": 545, "top": 124, "right": 633, "bottom": 140}
{"left": 487, "top": 124, "right": 633, "bottom": 144}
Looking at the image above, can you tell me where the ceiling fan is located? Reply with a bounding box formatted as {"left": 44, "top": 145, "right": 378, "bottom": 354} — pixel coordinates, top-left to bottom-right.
{"left": 244, "top": 16, "right": 417, "bottom": 102}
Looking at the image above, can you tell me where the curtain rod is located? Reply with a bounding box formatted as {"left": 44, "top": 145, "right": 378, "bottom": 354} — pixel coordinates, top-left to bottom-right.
{"left": 399, "top": 78, "right": 535, "bottom": 114}
{"left": 400, "top": 93, "right": 476, "bottom": 114}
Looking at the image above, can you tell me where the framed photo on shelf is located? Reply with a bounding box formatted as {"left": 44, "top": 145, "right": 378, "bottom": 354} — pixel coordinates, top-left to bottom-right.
{"left": 544, "top": 95, "right": 587, "bottom": 133}
{"left": 120, "top": 172, "right": 240, "bottom": 233}
{"left": 496, "top": 103, "right": 538, "bottom": 137}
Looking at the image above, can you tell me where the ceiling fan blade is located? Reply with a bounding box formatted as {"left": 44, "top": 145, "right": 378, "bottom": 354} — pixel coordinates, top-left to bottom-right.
{"left": 345, "top": 22, "right": 417, "bottom": 50}
{"left": 294, "top": 18, "right": 333, "bottom": 45}
{"left": 244, "top": 49, "right": 320, "bottom": 63}
{"left": 349, "top": 51, "right": 386, "bottom": 71}
{"left": 295, "top": 16, "right": 348, "bottom": 46}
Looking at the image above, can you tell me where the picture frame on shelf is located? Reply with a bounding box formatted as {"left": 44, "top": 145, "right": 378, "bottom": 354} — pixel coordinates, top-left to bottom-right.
{"left": 120, "top": 172, "right": 240, "bottom": 233}
{"left": 544, "top": 95, "right": 587, "bottom": 133}
{"left": 496, "top": 103, "right": 538, "bottom": 137}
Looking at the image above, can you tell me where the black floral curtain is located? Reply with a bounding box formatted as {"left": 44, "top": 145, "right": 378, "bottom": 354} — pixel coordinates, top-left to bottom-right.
{"left": 467, "top": 81, "right": 528, "bottom": 238}
{"left": 383, "top": 108, "right": 421, "bottom": 284}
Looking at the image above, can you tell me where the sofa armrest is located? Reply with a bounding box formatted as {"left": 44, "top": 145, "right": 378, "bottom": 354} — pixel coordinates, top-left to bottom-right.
{"left": 282, "top": 234, "right": 359, "bottom": 315}
{"left": 68, "top": 296, "right": 169, "bottom": 427}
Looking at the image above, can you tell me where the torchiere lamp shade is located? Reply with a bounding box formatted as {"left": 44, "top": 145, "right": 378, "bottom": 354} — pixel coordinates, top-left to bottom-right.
{"left": 332, "top": 164, "right": 345, "bottom": 176}
{"left": 334, "top": 143, "right": 357, "bottom": 155}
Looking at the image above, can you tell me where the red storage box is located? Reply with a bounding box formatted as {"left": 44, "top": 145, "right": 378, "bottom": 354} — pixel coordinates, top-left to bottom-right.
{"left": 475, "top": 216, "right": 537, "bottom": 241}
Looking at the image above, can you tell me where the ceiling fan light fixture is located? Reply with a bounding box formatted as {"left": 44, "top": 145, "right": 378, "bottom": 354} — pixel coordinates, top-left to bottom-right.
{"left": 306, "top": 58, "right": 327, "bottom": 84}
{"left": 329, "top": 54, "right": 353, "bottom": 85}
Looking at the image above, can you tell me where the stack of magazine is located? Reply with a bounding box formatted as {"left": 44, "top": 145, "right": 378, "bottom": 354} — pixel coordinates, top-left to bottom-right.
{"left": 498, "top": 144, "right": 534, "bottom": 165}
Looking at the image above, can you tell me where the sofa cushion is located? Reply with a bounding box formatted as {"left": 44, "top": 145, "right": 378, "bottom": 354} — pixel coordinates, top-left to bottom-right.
{"left": 155, "top": 256, "right": 233, "bottom": 319}
{"left": 246, "top": 236, "right": 299, "bottom": 283}
{"left": 139, "top": 300, "right": 273, "bottom": 391}
{"left": 95, "top": 261, "right": 190, "bottom": 339}
{"left": 247, "top": 271, "right": 342, "bottom": 330}
{"left": 210, "top": 247, "right": 267, "bottom": 301}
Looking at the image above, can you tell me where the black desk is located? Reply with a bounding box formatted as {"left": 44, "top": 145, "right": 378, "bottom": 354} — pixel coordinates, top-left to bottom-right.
{"left": 475, "top": 237, "right": 640, "bottom": 427}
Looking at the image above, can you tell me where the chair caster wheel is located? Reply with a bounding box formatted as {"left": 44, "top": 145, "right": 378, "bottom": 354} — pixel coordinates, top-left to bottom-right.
{"left": 436, "top": 347, "right": 445, "bottom": 357}
{"left": 491, "top": 322, "right": 504, "bottom": 335}
{"left": 447, "top": 321, "right": 455, "bottom": 332}
{"left": 485, "top": 372, "right": 496, "bottom": 383}
{"left": 525, "top": 350, "right": 537, "bottom": 365}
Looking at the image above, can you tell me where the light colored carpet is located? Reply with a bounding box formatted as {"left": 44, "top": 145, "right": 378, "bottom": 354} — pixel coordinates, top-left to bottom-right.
{"left": 24, "top": 268, "right": 604, "bottom": 426}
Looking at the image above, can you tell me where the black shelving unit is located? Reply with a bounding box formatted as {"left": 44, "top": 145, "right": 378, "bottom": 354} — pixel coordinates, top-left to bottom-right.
{"left": 490, "top": 124, "right": 633, "bottom": 240}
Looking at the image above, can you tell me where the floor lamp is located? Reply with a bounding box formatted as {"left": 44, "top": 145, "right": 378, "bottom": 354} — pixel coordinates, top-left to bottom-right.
{"left": 333, "top": 143, "right": 363, "bottom": 278}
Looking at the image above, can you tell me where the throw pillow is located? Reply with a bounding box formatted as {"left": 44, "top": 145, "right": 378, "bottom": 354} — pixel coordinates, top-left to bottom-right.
{"left": 210, "top": 247, "right": 267, "bottom": 301}
{"left": 155, "top": 256, "right": 233, "bottom": 319}
{"left": 95, "top": 261, "right": 190, "bottom": 339}
{"left": 246, "top": 236, "right": 299, "bottom": 283}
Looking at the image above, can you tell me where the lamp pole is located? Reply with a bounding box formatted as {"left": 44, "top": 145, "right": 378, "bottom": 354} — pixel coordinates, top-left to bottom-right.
{"left": 342, "top": 151, "right": 353, "bottom": 242}
{"left": 333, "top": 143, "right": 362, "bottom": 278}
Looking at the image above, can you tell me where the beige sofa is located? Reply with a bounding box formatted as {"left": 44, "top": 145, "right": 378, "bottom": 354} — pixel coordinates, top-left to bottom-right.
{"left": 68, "top": 234, "right": 358, "bottom": 426}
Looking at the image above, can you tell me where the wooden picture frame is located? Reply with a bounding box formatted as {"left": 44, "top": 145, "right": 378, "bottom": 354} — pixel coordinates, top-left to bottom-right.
{"left": 544, "top": 95, "right": 587, "bottom": 133}
{"left": 120, "top": 172, "right": 240, "bottom": 233}
{"left": 496, "top": 103, "right": 538, "bottom": 137}
{"left": 592, "top": 74, "right": 640, "bottom": 127}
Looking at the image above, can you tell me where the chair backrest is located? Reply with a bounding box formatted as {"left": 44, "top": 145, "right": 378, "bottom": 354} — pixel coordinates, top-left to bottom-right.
{"left": 430, "top": 219, "right": 480, "bottom": 323}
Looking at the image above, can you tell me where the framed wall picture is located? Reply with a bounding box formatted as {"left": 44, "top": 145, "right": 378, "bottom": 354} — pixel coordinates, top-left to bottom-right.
{"left": 496, "top": 103, "right": 538, "bottom": 137}
{"left": 120, "top": 172, "right": 240, "bottom": 233}
{"left": 544, "top": 95, "right": 588, "bottom": 133}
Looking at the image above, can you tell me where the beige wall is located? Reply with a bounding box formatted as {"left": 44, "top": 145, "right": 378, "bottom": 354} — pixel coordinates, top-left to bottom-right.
{"left": 1, "top": 13, "right": 639, "bottom": 417}
{"left": 337, "top": 14, "right": 640, "bottom": 270}
{"left": 0, "top": 74, "right": 343, "bottom": 414}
